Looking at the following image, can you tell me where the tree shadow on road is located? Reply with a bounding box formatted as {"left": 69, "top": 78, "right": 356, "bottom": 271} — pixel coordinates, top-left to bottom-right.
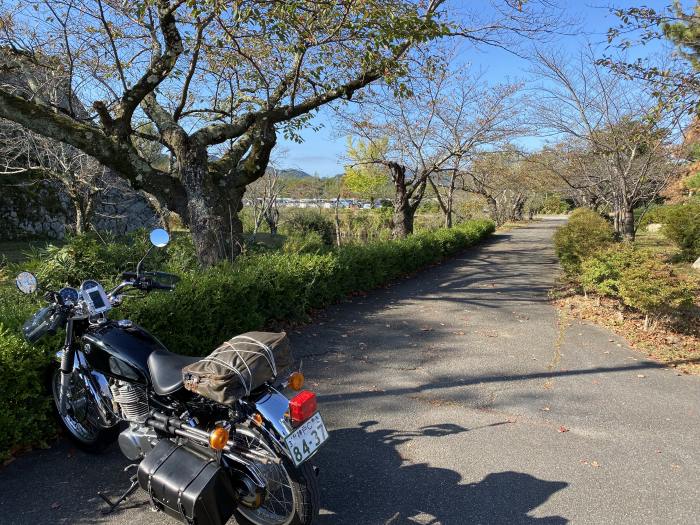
{"left": 315, "top": 421, "right": 568, "bottom": 525}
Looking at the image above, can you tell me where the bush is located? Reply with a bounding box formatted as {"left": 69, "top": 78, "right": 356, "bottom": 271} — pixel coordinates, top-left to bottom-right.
{"left": 539, "top": 195, "right": 570, "bottom": 214}
{"left": 282, "top": 231, "right": 329, "bottom": 254}
{"left": 579, "top": 246, "right": 696, "bottom": 316}
{"left": 661, "top": 202, "right": 700, "bottom": 261}
{"left": 553, "top": 208, "right": 615, "bottom": 275}
{"left": 0, "top": 219, "right": 495, "bottom": 458}
{"left": 283, "top": 210, "right": 335, "bottom": 245}
{"left": 618, "top": 262, "right": 695, "bottom": 315}
{"left": 579, "top": 246, "right": 645, "bottom": 297}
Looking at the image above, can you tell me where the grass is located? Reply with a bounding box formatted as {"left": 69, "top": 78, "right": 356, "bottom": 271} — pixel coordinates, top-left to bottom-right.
{"left": 634, "top": 228, "right": 697, "bottom": 279}
{"left": 0, "top": 240, "right": 63, "bottom": 264}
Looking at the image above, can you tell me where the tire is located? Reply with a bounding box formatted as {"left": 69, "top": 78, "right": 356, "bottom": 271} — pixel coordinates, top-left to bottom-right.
{"left": 231, "top": 428, "right": 320, "bottom": 525}
{"left": 51, "top": 367, "right": 120, "bottom": 452}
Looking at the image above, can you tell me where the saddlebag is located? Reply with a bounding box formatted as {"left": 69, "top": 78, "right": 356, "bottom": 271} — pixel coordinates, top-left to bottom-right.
{"left": 182, "top": 331, "right": 292, "bottom": 405}
{"left": 137, "top": 440, "right": 236, "bottom": 525}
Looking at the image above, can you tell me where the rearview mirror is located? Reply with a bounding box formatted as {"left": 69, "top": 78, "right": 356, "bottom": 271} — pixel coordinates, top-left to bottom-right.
{"left": 149, "top": 228, "right": 170, "bottom": 248}
{"left": 16, "top": 272, "right": 38, "bottom": 294}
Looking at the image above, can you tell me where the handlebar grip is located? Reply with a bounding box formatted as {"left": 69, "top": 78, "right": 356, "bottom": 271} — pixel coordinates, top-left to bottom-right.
{"left": 122, "top": 271, "right": 137, "bottom": 279}
{"left": 151, "top": 282, "right": 175, "bottom": 291}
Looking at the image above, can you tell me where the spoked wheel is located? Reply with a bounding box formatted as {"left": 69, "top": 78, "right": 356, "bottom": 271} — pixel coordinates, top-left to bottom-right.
{"left": 51, "top": 368, "right": 119, "bottom": 451}
{"left": 231, "top": 427, "right": 319, "bottom": 525}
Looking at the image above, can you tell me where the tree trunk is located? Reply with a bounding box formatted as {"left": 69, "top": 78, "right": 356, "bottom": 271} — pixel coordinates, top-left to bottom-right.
{"left": 178, "top": 146, "right": 245, "bottom": 267}
{"left": 445, "top": 183, "right": 454, "bottom": 228}
{"left": 485, "top": 195, "right": 501, "bottom": 226}
{"left": 392, "top": 200, "right": 415, "bottom": 238}
{"left": 622, "top": 207, "right": 635, "bottom": 241}
{"left": 390, "top": 164, "right": 415, "bottom": 238}
{"left": 334, "top": 194, "right": 342, "bottom": 247}
{"left": 74, "top": 203, "right": 86, "bottom": 235}
{"left": 264, "top": 207, "right": 279, "bottom": 235}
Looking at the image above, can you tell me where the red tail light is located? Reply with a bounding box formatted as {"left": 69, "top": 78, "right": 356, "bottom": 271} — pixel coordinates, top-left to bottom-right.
{"left": 289, "top": 390, "right": 317, "bottom": 425}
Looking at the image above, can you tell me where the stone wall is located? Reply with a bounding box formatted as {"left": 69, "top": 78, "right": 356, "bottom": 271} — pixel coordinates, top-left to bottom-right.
{"left": 0, "top": 174, "right": 159, "bottom": 240}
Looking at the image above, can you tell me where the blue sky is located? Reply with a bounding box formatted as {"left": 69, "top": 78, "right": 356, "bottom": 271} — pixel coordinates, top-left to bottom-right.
{"left": 277, "top": 0, "right": 673, "bottom": 177}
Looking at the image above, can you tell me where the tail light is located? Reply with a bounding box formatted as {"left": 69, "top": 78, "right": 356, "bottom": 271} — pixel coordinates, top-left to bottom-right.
{"left": 289, "top": 390, "right": 317, "bottom": 425}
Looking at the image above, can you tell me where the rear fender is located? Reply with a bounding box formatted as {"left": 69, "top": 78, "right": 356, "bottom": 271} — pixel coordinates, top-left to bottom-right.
{"left": 249, "top": 389, "right": 294, "bottom": 459}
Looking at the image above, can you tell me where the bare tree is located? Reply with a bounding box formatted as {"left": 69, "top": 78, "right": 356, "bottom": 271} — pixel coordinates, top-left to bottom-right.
{"left": 245, "top": 153, "right": 286, "bottom": 240}
{"left": 0, "top": 119, "right": 107, "bottom": 234}
{"left": 531, "top": 50, "right": 679, "bottom": 240}
{"left": 428, "top": 72, "right": 525, "bottom": 227}
{"left": 459, "top": 148, "right": 532, "bottom": 226}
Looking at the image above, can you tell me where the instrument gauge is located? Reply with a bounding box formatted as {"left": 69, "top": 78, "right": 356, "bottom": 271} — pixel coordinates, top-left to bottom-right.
{"left": 58, "top": 287, "right": 80, "bottom": 306}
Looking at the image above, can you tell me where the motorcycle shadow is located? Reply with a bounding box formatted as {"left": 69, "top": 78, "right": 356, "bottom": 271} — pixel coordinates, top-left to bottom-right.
{"left": 315, "top": 421, "right": 568, "bottom": 525}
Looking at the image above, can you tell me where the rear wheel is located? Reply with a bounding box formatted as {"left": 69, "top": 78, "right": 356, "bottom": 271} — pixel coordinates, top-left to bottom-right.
{"left": 51, "top": 368, "right": 120, "bottom": 451}
{"left": 230, "top": 427, "right": 319, "bottom": 525}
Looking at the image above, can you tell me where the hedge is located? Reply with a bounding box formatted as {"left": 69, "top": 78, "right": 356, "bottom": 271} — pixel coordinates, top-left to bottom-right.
{"left": 0, "top": 219, "right": 494, "bottom": 458}
{"left": 123, "top": 219, "right": 495, "bottom": 356}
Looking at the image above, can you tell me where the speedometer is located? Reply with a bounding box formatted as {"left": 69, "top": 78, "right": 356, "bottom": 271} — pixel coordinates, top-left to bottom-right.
{"left": 58, "top": 287, "right": 80, "bottom": 306}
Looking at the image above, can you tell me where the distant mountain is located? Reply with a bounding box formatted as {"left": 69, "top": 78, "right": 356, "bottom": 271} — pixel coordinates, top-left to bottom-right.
{"left": 277, "top": 168, "right": 313, "bottom": 179}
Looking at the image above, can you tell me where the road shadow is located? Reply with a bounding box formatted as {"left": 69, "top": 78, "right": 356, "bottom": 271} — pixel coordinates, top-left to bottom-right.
{"left": 315, "top": 421, "right": 568, "bottom": 524}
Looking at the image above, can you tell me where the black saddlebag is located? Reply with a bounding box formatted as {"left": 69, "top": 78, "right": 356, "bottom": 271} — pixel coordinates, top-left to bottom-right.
{"left": 137, "top": 440, "right": 236, "bottom": 525}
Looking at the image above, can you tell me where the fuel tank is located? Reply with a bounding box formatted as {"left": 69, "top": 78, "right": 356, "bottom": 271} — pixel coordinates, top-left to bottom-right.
{"left": 83, "top": 321, "right": 168, "bottom": 384}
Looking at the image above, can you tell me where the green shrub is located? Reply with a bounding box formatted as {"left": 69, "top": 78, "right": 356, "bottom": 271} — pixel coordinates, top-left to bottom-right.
{"left": 661, "top": 202, "right": 700, "bottom": 261}
{"left": 618, "top": 262, "right": 695, "bottom": 315}
{"left": 580, "top": 246, "right": 647, "bottom": 296}
{"left": 283, "top": 210, "right": 335, "bottom": 245}
{"left": 282, "top": 231, "right": 329, "bottom": 254}
{"left": 0, "top": 322, "right": 55, "bottom": 460}
{"left": 0, "top": 220, "right": 495, "bottom": 457}
{"left": 579, "top": 246, "right": 696, "bottom": 316}
{"left": 539, "top": 195, "right": 570, "bottom": 214}
{"left": 553, "top": 208, "right": 615, "bottom": 275}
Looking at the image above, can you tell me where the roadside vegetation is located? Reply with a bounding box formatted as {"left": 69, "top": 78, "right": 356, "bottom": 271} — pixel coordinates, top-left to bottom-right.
{"left": 552, "top": 205, "right": 699, "bottom": 374}
{"left": 0, "top": 219, "right": 494, "bottom": 459}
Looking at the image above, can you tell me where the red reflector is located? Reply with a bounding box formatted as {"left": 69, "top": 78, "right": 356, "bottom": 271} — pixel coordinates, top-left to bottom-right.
{"left": 289, "top": 390, "right": 317, "bottom": 424}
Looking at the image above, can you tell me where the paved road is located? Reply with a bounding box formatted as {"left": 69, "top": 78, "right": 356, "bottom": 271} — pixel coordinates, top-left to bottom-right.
{"left": 1, "top": 218, "right": 698, "bottom": 525}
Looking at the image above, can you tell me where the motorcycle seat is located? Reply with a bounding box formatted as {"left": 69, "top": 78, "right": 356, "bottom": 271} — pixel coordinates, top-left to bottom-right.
{"left": 147, "top": 349, "right": 201, "bottom": 396}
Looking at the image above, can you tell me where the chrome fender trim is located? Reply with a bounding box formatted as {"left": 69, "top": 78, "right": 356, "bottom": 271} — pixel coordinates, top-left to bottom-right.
{"left": 252, "top": 390, "right": 293, "bottom": 439}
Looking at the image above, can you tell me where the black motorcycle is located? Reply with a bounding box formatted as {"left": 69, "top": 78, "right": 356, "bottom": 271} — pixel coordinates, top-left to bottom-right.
{"left": 14, "top": 229, "right": 326, "bottom": 525}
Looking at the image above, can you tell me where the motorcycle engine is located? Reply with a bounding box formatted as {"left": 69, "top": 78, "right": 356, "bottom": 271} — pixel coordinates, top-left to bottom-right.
{"left": 110, "top": 380, "right": 156, "bottom": 460}
{"left": 109, "top": 380, "right": 149, "bottom": 423}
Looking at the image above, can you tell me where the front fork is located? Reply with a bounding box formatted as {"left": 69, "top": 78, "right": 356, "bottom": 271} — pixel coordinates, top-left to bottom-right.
{"left": 56, "top": 319, "right": 118, "bottom": 428}
{"left": 57, "top": 318, "right": 75, "bottom": 415}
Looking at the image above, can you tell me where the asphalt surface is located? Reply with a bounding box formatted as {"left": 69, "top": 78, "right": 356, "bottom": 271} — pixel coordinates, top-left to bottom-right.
{"left": 1, "top": 217, "right": 698, "bottom": 525}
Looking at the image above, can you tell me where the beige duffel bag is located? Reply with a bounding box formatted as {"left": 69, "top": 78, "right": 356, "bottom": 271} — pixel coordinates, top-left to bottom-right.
{"left": 182, "top": 331, "right": 293, "bottom": 405}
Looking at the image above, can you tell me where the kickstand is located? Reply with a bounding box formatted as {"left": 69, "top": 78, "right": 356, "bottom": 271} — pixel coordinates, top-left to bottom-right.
{"left": 98, "top": 464, "right": 139, "bottom": 515}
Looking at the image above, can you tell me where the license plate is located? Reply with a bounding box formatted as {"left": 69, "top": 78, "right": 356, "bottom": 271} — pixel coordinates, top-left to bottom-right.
{"left": 284, "top": 413, "right": 328, "bottom": 466}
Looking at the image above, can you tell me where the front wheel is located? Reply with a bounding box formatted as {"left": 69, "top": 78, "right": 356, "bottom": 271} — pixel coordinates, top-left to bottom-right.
{"left": 51, "top": 368, "right": 120, "bottom": 452}
{"left": 231, "top": 428, "right": 319, "bottom": 525}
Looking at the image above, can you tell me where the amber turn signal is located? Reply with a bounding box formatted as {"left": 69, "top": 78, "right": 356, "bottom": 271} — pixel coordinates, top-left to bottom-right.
{"left": 288, "top": 371, "right": 305, "bottom": 391}
{"left": 209, "top": 426, "right": 229, "bottom": 450}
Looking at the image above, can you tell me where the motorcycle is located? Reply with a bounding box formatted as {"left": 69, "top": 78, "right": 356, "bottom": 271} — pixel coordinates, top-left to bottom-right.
{"left": 14, "top": 228, "right": 325, "bottom": 525}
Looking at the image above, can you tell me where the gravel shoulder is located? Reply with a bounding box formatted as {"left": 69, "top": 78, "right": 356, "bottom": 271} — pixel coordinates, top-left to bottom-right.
{"left": 0, "top": 217, "right": 698, "bottom": 525}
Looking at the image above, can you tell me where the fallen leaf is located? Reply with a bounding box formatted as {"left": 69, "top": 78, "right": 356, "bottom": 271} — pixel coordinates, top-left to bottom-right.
{"left": 541, "top": 406, "right": 551, "bottom": 412}
{"left": 558, "top": 426, "right": 569, "bottom": 433}
{"left": 636, "top": 374, "right": 646, "bottom": 378}
{"left": 590, "top": 461, "right": 600, "bottom": 468}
